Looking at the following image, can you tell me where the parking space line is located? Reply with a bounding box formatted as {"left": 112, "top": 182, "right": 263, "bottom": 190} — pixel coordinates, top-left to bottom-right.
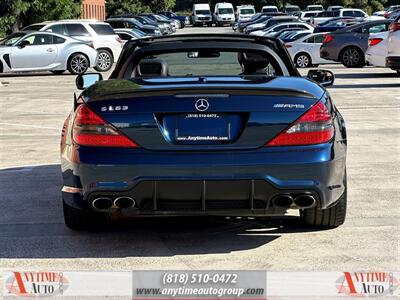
{"left": 0, "top": 122, "right": 59, "bottom": 130}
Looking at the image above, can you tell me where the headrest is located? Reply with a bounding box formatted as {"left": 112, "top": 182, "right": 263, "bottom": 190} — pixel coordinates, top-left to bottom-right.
{"left": 135, "top": 59, "right": 169, "bottom": 77}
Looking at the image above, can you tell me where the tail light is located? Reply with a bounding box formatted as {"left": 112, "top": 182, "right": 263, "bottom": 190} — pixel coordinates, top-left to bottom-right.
{"left": 116, "top": 36, "right": 124, "bottom": 44}
{"left": 323, "top": 35, "right": 334, "bottom": 43}
{"left": 72, "top": 104, "right": 139, "bottom": 148}
{"left": 285, "top": 43, "right": 292, "bottom": 48}
{"left": 265, "top": 101, "right": 334, "bottom": 147}
{"left": 389, "top": 22, "right": 400, "bottom": 33}
{"left": 369, "top": 38, "right": 383, "bottom": 46}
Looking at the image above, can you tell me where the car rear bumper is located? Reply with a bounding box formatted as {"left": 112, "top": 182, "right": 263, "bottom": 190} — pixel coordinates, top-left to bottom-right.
{"left": 61, "top": 142, "right": 347, "bottom": 215}
{"left": 386, "top": 56, "right": 400, "bottom": 69}
{"left": 320, "top": 45, "right": 339, "bottom": 61}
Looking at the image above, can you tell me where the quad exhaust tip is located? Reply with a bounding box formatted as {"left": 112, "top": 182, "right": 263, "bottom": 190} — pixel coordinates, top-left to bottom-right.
{"left": 92, "top": 197, "right": 113, "bottom": 210}
{"left": 293, "top": 195, "right": 316, "bottom": 209}
{"left": 114, "top": 196, "right": 135, "bottom": 209}
{"left": 272, "top": 194, "right": 317, "bottom": 209}
{"left": 272, "top": 195, "right": 293, "bottom": 208}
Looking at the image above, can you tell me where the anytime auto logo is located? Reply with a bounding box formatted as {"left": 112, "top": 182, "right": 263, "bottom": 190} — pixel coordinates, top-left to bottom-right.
{"left": 336, "top": 272, "right": 399, "bottom": 297}
{"left": 5, "top": 272, "right": 69, "bottom": 297}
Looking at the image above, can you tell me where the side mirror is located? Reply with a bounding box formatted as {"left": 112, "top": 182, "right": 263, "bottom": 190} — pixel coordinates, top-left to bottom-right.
{"left": 76, "top": 73, "right": 103, "bottom": 90}
{"left": 18, "top": 40, "right": 30, "bottom": 48}
{"left": 307, "top": 69, "right": 334, "bottom": 87}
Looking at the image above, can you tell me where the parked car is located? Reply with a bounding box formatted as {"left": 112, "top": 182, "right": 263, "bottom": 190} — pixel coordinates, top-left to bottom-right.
{"left": 23, "top": 20, "right": 122, "bottom": 72}
{"left": 245, "top": 16, "right": 299, "bottom": 34}
{"left": 214, "top": 2, "right": 235, "bottom": 26}
{"left": 236, "top": 5, "right": 256, "bottom": 21}
{"left": 327, "top": 6, "right": 343, "bottom": 12}
{"left": 320, "top": 19, "right": 392, "bottom": 67}
{"left": 131, "top": 15, "right": 168, "bottom": 35}
{"left": 386, "top": 16, "right": 400, "bottom": 74}
{"left": 138, "top": 13, "right": 176, "bottom": 33}
{"left": 236, "top": 14, "right": 271, "bottom": 32}
{"left": 311, "top": 9, "right": 382, "bottom": 26}
{"left": 251, "top": 22, "right": 314, "bottom": 37}
{"left": 283, "top": 5, "right": 301, "bottom": 15}
{"left": 300, "top": 11, "right": 323, "bottom": 22}
{"left": 159, "top": 11, "right": 188, "bottom": 27}
{"left": 106, "top": 17, "right": 162, "bottom": 36}
{"left": 373, "top": 5, "right": 400, "bottom": 18}
{"left": 114, "top": 28, "right": 149, "bottom": 42}
{"left": 61, "top": 34, "right": 347, "bottom": 230}
{"left": 306, "top": 5, "right": 324, "bottom": 11}
{"left": 280, "top": 30, "right": 314, "bottom": 43}
{"left": 365, "top": 31, "right": 389, "bottom": 67}
{"left": 261, "top": 6, "right": 279, "bottom": 14}
{"left": 313, "top": 17, "right": 363, "bottom": 33}
{"left": 192, "top": 3, "right": 213, "bottom": 26}
{"left": 0, "top": 31, "right": 97, "bottom": 75}
{"left": 286, "top": 33, "right": 337, "bottom": 68}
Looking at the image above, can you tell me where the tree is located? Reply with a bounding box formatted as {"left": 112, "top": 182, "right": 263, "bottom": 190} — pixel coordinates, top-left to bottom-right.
{"left": 0, "top": 0, "right": 81, "bottom": 36}
{"left": 106, "top": 0, "right": 151, "bottom": 16}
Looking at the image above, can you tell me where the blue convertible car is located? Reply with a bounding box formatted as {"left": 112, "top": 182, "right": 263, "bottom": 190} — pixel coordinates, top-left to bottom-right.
{"left": 60, "top": 34, "right": 347, "bottom": 230}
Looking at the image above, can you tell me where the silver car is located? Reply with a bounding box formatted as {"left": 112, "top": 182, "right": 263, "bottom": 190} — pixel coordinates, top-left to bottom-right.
{"left": 0, "top": 31, "right": 98, "bottom": 75}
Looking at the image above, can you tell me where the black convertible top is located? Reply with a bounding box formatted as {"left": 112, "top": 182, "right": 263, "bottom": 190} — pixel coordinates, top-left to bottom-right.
{"left": 110, "top": 34, "right": 299, "bottom": 78}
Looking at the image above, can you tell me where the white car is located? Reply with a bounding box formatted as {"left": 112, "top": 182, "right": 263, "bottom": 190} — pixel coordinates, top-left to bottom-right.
{"left": 24, "top": 20, "right": 123, "bottom": 72}
{"left": 214, "top": 2, "right": 235, "bottom": 26}
{"left": 192, "top": 3, "right": 213, "bottom": 26}
{"left": 311, "top": 9, "right": 384, "bottom": 26}
{"left": 386, "top": 16, "right": 400, "bottom": 74}
{"left": 0, "top": 31, "right": 98, "bottom": 75}
{"left": 300, "top": 11, "right": 323, "bottom": 22}
{"left": 236, "top": 5, "right": 255, "bottom": 21}
{"left": 285, "top": 33, "right": 338, "bottom": 68}
{"left": 261, "top": 6, "right": 279, "bottom": 14}
{"left": 365, "top": 31, "right": 389, "bottom": 67}
{"left": 251, "top": 22, "right": 314, "bottom": 37}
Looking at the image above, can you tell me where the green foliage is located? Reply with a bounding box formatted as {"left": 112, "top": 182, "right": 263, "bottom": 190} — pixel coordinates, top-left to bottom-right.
{"left": 106, "top": 0, "right": 151, "bottom": 16}
{"left": 0, "top": 0, "right": 81, "bottom": 36}
{"left": 106, "top": 0, "right": 176, "bottom": 16}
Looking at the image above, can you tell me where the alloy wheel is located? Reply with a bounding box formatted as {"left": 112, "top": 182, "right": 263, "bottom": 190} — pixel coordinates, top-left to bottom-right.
{"left": 342, "top": 48, "right": 360, "bottom": 67}
{"left": 97, "top": 52, "right": 112, "bottom": 71}
{"left": 296, "top": 55, "right": 310, "bottom": 68}
{"left": 70, "top": 54, "right": 89, "bottom": 74}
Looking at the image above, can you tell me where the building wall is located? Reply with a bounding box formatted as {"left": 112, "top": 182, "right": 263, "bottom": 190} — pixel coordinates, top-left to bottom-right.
{"left": 81, "top": 0, "right": 106, "bottom": 21}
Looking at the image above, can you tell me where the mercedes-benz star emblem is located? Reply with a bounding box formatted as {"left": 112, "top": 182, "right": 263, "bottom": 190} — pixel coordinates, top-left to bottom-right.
{"left": 195, "top": 98, "right": 209, "bottom": 112}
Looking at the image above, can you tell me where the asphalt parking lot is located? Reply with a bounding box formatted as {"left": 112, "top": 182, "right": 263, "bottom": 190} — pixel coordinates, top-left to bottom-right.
{"left": 0, "top": 26, "right": 399, "bottom": 275}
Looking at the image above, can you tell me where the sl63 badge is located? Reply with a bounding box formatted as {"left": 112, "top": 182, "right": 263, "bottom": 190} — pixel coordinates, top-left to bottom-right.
{"left": 101, "top": 105, "right": 128, "bottom": 112}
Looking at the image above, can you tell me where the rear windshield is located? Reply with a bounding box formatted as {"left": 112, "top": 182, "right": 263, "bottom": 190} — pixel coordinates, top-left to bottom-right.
{"left": 262, "top": 8, "right": 278, "bottom": 13}
{"left": 196, "top": 10, "right": 211, "bottom": 15}
{"left": 129, "top": 50, "right": 284, "bottom": 78}
{"left": 23, "top": 24, "right": 45, "bottom": 31}
{"left": 89, "top": 24, "right": 116, "bottom": 35}
{"left": 240, "top": 9, "right": 255, "bottom": 14}
{"left": 218, "top": 8, "right": 234, "bottom": 14}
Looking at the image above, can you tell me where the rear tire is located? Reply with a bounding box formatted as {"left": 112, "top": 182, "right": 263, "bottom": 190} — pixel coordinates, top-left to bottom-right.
{"left": 94, "top": 49, "right": 113, "bottom": 72}
{"left": 301, "top": 177, "right": 347, "bottom": 228}
{"left": 67, "top": 53, "right": 89, "bottom": 75}
{"left": 295, "top": 53, "right": 312, "bottom": 68}
{"left": 341, "top": 47, "right": 365, "bottom": 68}
{"left": 63, "top": 201, "right": 109, "bottom": 231}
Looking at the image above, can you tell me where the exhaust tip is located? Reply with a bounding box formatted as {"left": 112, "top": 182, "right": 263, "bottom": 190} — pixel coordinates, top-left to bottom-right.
{"left": 92, "top": 197, "right": 113, "bottom": 210}
{"left": 294, "top": 195, "right": 316, "bottom": 209}
{"left": 114, "top": 196, "right": 135, "bottom": 209}
{"left": 272, "top": 195, "right": 293, "bottom": 208}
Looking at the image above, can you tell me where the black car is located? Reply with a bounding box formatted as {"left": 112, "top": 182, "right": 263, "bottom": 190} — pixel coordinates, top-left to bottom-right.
{"left": 106, "top": 17, "right": 162, "bottom": 36}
